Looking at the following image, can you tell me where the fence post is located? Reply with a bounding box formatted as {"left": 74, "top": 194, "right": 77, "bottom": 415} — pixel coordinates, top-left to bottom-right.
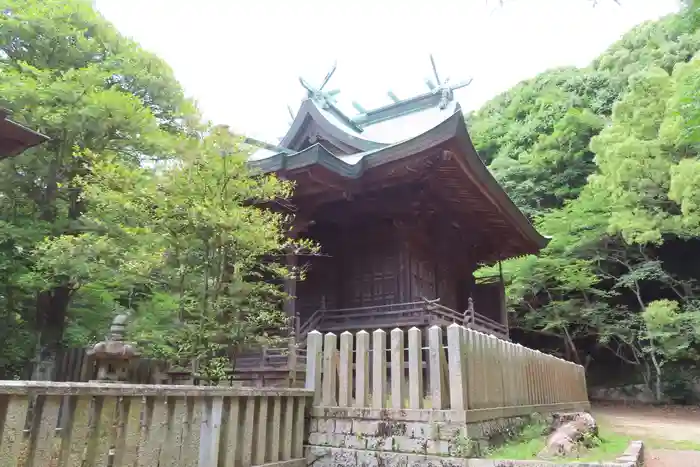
{"left": 490, "top": 335, "right": 504, "bottom": 408}
{"left": 580, "top": 364, "right": 588, "bottom": 402}
{"left": 478, "top": 332, "right": 492, "bottom": 408}
{"left": 447, "top": 323, "right": 467, "bottom": 410}
{"left": 338, "top": 331, "right": 353, "bottom": 407}
{"left": 502, "top": 340, "right": 513, "bottom": 407}
{"left": 355, "top": 330, "right": 370, "bottom": 408}
{"left": 465, "top": 328, "right": 477, "bottom": 410}
{"left": 570, "top": 361, "right": 577, "bottom": 403}
{"left": 322, "top": 333, "right": 338, "bottom": 406}
{"left": 372, "top": 329, "right": 387, "bottom": 409}
{"left": 537, "top": 351, "right": 545, "bottom": 405}
{"left": 553, "top": 356, "right": 560, "bottom": 404}
{"left": 513, "top": 344, "right": 523, "bottom": 406}
{"left": 542, "top": 353, "right": 549, "bottom": 405}
{"left": 524, "top": 346, "right": 533, "bottom": 406}
{"left": 407, "top": 327, "right": 423, "bottom": 409}
{"left": 428, "top": 325, "right": 447, "bottom": 409}
{"left": 390, "top": 328, "right": 406, "bottom": 409}
{"left": 305, "top": 330, "right": 323, "bottom": 404}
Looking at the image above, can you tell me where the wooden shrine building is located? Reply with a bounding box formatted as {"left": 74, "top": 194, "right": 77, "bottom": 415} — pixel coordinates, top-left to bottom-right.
{"left": 0, "top": 108, "right": 48, "bottom": 159}
{"left": 248, "top": 59, "right": 549, "bottom": 348}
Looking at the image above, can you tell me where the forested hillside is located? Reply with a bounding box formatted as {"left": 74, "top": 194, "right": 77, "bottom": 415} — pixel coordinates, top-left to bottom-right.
{"left": 0, "top": 0, "right": 308, "bottom": 381}
{"left": 472, "top": 7, "right": 700, "bottom": 400}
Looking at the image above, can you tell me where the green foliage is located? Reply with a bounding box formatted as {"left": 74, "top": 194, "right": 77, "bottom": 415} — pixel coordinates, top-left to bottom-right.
{"left": 0, "top": 0, "right": 193, "bottom": 374}
{"left": 593, "top": 14, "right": 700, "bottom": 81}
{"left": 470, "top": 68, "right": 612, "bottom": 216}
{"left": 32, "top": 128, "right": 317, "bottom": 381}
{"left": 473, "top": 7, "right": 700, "bottom": 398}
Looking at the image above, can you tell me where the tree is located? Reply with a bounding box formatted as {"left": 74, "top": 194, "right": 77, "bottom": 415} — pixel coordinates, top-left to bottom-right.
{"left": 469, "top": 68, "right": 616, "bottom": 217}
{"left": 30, "top": 128, "right": 317, "bottom": 382}
{"left": 473, "top": 6, "right": 700, "bottom": 399}
{"left": 0, "top": 0, "right": 194, "bottom": 368}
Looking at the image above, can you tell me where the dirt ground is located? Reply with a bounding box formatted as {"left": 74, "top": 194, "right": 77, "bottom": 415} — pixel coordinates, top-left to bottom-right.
{"left": 592, "top": 402, "right": 700, "bottom": 466}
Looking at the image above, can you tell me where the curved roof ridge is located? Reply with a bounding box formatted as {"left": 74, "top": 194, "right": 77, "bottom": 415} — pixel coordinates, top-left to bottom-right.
{"left": 279, "top": 99, "right": 386, "bottom": 153}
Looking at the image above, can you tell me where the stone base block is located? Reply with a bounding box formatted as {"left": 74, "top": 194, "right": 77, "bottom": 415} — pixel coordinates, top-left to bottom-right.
{"left": 307, "top": 445, "right": 471, "bottom": 467}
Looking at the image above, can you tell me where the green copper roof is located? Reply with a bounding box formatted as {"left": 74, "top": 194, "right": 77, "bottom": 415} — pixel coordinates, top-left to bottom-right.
{"left": 249, "top": 56, "right": 473, "bottom": 160}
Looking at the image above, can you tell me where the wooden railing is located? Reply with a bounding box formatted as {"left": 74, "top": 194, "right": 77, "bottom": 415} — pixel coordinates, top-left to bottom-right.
{"left": 464, "top": 305, "right": 509, "bottom": 338}
{"left": 305, "top": 324, "right": 589, "bottom": 415}
{"left": 298, "top": 299, "right": 509, "bottom": 340}
{"left": 0, "top": 381, "right": 311, "bottom": 467}
{"left": 424, "top": 299, "right": 464, "bottom": 323}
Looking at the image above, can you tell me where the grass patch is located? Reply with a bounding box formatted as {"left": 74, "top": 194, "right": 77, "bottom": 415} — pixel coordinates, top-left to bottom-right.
{"left": 606, "top": 433, "right": 700, "bottom": 452}
{"left": 486, "top": 421, "right": 634, "bottom": 463}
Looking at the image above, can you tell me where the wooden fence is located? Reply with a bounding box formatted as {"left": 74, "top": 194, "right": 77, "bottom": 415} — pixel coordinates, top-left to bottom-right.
{"left": 28, "top": 347, "right": 170, "bottom": 384}
{"left": 0, "top": 381, "right": 311, "bottom": 467}
{"left": 35, "top": 346, "right": 303, "bottom": 388}
{"left": 304, "top": 324, "right": 589, "bottom": 418}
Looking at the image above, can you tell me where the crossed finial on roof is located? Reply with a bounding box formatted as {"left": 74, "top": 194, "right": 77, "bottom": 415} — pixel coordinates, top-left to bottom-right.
{"left": 425, "top": 54, "right": 473, "bottom": 109}
{"left": 298, "top": 61, "right": 341, "bottom": 111}
{"left": 286, "top": 56, "right": 474, "bottom": 127}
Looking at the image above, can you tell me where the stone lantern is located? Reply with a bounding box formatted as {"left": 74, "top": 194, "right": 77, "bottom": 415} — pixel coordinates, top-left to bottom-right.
{"left": 87, "top": 314, "right": 140, "bottom": 382}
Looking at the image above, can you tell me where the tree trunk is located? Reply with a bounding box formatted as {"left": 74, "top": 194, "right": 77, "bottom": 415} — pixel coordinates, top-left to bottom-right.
{"left": 31, "top": 286, "right": 72, "bottom": 380}
{"left": 649, "top": 346, "right": 663, "bottom": 402}
{"left": 35, "top": 286, "right": 72, "bottom": 348}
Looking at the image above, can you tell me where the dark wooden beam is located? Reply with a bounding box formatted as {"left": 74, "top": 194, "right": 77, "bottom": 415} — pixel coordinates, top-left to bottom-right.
{"left": 283, "top": 252, "right": 298, "bottom": 328}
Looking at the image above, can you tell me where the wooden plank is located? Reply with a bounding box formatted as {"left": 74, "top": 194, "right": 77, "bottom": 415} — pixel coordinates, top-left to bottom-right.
{"left": 447, "top": 324, "right": 467, "bottom": 410}
{"left": 0, "top": 395, "right": 29, "bottom": 467}
{"left": 304, "top": 331, "right": 323, "bottom": 404}
{"left": 240, "top": 397, "right": 255, "bottom": 467}
{"left": 321, "top": 333, "right": 338, "bottom": 406}
{"left": 292, "top": 398, "right": 306, "bottom": 459}
{"left": 27, "top": 395, "right": 61, "bottom": 467}
{"left": 428, "top": 326, "right": 447, "bottom": 409}
{"left": 390, "top": 328, "right": 406, "bottom": 409}
{"left": 280, "top": 397, "right": 294, "bottom": 461}
{"left": 338, "top": 332, "right": 353, "bottom": 407}
{"left": 199, "top": 396, "right": 223, "bottom": 467}
{"left": 268, "top": 397, "right": 282, "bottom": 462}
{"left": 93, "top": 396, "right": 118, "bottom": 467}
{"left": 372, "top": 329, "right": 387, "bottom": 409}
{"left": 136, "top": 396, "right": 169, "bottom": 467}
{"left": 218, "top": 396, "right": 241, "bottom": 466}
{"left": 180, "top": 397, "right": 202, "bottom": 467}
{"left": 112, "top": 396, "right": 144, "bottom": 467}
{"left": 63, "top": 395, "right": 94, "bottom": 467}
{"left": 254, "top": 397, "right": 269, "bottom": 465}
{"left": 407, "top": 327, "right": 423, "bottom": 409}
{"left": 354, "top": 331, "right": 370, "bottom": 408}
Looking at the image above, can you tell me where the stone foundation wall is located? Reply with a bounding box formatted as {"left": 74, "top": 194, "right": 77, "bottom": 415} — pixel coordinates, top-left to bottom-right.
{"left": 306, "top": 404, "right": 589, "bottom": 467}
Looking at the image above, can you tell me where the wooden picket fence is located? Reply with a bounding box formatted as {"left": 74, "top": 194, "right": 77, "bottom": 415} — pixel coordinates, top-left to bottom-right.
{"left": 0, "top": 381, "right": 310, "bottom": 467}
{"left": 304, "top": 324, "right": 589, "bottom": 417}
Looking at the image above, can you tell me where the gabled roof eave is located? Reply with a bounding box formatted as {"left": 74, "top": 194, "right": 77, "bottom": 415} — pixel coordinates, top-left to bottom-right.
{"left": 253, "top": 109, "right": 549, "bottom": 254}
{"left": 451, "top": 117, "right": 549, "bottom": 251}
{"left": 279, "top": 99, "right": 386, "bottom": 153}
{"left": 0, "top": 110, "right": 49, "bottom": 159}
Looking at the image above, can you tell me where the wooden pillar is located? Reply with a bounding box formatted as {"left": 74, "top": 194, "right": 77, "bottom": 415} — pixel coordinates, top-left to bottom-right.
{"left": 497, "top": 261, "right": 508, "bottom": 336}
{"left": 284, "top": 251, "right": 299, "bottom": 385}
{"left": 283, "top": 252, "right": 298, "bottom": 333}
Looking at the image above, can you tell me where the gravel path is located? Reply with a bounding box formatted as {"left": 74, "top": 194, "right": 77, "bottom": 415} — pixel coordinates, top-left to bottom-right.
{"left": 645, "top": 450, "right": 700, "bottom": 467}
{"left": 592, "top": 403, "right": 700, "bottom": 467}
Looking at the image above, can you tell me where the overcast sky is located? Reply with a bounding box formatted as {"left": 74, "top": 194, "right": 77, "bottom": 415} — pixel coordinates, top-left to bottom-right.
{"left": 95, "top": 0, "right": 680, "bottom": 142}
